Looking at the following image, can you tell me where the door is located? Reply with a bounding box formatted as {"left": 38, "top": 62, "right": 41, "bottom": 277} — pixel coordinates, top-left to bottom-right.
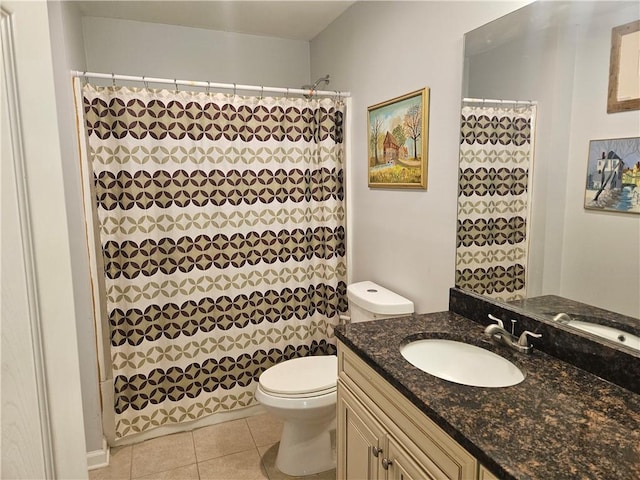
{"left": 337, "top": 383, "right": 385, "bottom": 480}
{"left": 1, "top": 3, "right": 87, "bottom": 478}
{"left": 1, "top": 7, "right": 52, "bottom": 478}
{"left": 386, "top": 436, "right": 437, "bottom": 480}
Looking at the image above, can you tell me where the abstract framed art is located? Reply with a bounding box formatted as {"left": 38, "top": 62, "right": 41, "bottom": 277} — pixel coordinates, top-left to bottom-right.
{"left": 367, "top": 88, "right": 429, "bottom": 189}
{"left": 584, "top": 136, "right": 640, "bottom": 214}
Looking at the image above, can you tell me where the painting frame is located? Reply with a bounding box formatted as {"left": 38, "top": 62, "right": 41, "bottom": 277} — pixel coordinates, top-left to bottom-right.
{"left": 584, "top": 136, "right": 640, "bottom": 214}
{"left": 607, "top": 20, "right": 640, "bottom": 114}
{"left": 367, "top": 88, "right": 429, "bottom": 189}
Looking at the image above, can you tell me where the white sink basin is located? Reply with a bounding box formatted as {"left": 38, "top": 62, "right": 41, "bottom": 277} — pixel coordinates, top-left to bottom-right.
{"left": 400, "top": 339, "right": 525, "bottom": 388}
{"left": 566, "top": 320, "right": 640, "bottom": 352}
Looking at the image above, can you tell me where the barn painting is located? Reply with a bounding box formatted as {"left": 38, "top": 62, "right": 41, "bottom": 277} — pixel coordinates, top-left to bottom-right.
{"left": 368, "top": 88, "right": 429, "bottom": 189}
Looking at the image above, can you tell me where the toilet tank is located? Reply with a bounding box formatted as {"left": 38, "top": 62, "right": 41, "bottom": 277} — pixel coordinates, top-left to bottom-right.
{"left": 347, "top": 281, "right": 414, "bottom": 323}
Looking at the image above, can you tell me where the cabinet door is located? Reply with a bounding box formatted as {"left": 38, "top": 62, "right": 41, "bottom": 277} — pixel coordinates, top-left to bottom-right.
{"left": 385, "top": 437, "right": 437, "bottom": 480}
{"left": 479, "top": 465, "right": 500, "bottom": 480}
{"left": 338, "top": 383, "right": 385, "bottom": 480}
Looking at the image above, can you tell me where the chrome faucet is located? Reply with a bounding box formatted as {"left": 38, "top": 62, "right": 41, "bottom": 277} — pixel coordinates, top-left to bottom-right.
{"left": 485, "top": 314, "right": 542, "bottom": 354}
{"left": 553, "top": 312, "right": 573, "bottom": 324}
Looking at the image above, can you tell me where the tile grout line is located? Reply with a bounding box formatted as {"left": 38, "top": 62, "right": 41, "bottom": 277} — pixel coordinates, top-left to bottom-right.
{"left": 244, "top": 417, "right": 271, "bottom": 479}
{"left": 245, "top": 417, "right": 259, "bottom": 448}
{"left": 130, "top": 431, "right": 198, "bottom": 480}
{"left": 256, "top": 444, "right": 271, "bottom": 480}
{"left": 245, "top": 417, "right": 272, "bottom": 480}
{"left": 190, "top": 431, "right": 196, "bottom": 475}
{"left": 195, "top": 459, "right": 202, "bottom": 480}
{"left": 191, "top": 431, "right": 202, "bottom": 480}
{"left": 112, "top": 416, "right": 290, "bottom": 480}
{"left": 128, "top": 444, "right": 133, "bottom": 480}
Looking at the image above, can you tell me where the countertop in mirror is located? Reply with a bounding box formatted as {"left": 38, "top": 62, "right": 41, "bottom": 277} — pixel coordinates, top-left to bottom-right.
{"left": 507, "top": 295, "right": 640, "bottom": 345}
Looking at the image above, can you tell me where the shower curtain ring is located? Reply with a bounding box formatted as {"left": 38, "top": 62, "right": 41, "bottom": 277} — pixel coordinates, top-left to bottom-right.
{"left": 143, "top": 76, "right": 149, "bottom": 89}
{"left": 174, "top": 79, "right": 179, "bottom": 92}
{"left": 111, "top": 73, "right": 116, "bottom": 87}
{"left": 286, "top": 87, "right": 289, "bottom": 98}
{"left": 233, "top": 83, "right": 237, "bottom": 96}
{"left": 206, "top": 81, "right": 211, "bottom": 95}
{"left": 260, "top": 86, "right": 264, "bottom": 99}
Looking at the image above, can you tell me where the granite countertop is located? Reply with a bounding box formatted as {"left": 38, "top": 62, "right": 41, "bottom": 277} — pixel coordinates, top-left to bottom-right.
{"left": 334, "top": 311, "right": 640, "bottom": 480}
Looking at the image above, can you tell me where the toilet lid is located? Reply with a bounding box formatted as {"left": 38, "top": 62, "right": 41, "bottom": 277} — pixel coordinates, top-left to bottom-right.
{"left": 258, "top": 355, "right": 337, "bottom": 396}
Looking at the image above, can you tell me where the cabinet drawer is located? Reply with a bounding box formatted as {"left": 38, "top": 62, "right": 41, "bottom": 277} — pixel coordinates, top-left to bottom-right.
{"left": 338, "top": 341, "right": 477, "bottom": 480}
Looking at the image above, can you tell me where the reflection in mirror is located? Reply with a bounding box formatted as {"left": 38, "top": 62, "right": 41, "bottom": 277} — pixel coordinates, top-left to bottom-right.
{"left": 607, "top": 19, "right": 640, "bottom": 113}
{"left": 507, "top": 295, "right": 640, "bottom": 355}
{"left": 457, "top": 1, "right": 640, "bottom": 349}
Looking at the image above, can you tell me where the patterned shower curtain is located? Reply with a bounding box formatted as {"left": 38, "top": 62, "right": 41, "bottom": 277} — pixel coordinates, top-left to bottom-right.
{"left": 81, "top": 84, "right": 347, "bottom": 438}
{"left": 456, "top": 104, "right": 536, "bottom": 301}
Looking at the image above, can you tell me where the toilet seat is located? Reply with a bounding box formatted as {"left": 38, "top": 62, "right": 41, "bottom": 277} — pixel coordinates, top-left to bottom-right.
{"left": 258, "top": 355, "right": 337, "bottom": 398}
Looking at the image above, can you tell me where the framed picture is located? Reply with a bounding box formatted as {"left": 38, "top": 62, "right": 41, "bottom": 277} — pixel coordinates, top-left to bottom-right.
{"left": 607, "top": 20, "right": 640, "bottom": 113}
{"left": 584, "top": 137, "right": 640, "bottom": 214}
{"left": 368, "top": 88, "right": 429, "bottom": 189}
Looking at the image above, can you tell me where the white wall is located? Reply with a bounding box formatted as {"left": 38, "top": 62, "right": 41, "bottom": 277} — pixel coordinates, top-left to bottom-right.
{"left": 311, "top": 1, "right": 527, "bottom": 313}
{"left": 563, "top": 4, "right": 640, "bottom": 317}
{"left": 82, "top": 16, "right": 312, "bottom": 88}
{"left": 47, "top": 1, "right": 105, "bottom": 454}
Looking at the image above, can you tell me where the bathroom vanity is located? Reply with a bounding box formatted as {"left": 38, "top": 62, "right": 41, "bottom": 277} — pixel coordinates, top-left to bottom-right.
{"left": 334, "top": 296, "right": 640, "bottom": 479}
{"left": 337, "top": 340, "right": 495, "bottom": 480}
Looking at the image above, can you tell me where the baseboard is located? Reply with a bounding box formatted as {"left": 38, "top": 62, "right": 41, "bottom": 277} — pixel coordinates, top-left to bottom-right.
{"left": 86, "top": 437, "right": 109, "bottom": 471}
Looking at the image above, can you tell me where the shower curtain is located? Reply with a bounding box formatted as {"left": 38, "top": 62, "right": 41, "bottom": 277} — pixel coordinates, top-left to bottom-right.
{"left": 456, "top": 104, "right": 536, "bottom": 301}
{"left": 80, "top": 83, "right": 347, "bottom": 438}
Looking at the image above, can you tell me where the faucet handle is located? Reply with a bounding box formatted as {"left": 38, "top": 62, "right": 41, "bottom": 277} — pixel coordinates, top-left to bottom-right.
{"left": 488, "top": 314, "right": 504, "bottom": 328}
{"left": 518, "top": 331, "right": 542, "bottom": 347}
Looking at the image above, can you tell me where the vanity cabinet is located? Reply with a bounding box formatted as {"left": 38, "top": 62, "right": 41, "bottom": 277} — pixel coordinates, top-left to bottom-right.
{"left": 337, "top": 341, "right": 483, "bottom": 480}
{"left": 339, "top": 385, "right": 429, "bottom": 479}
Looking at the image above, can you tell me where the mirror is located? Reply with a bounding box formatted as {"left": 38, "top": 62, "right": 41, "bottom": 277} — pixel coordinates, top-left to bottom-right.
{"left": 460, "top": 1, "right": 640, "bottom": 352}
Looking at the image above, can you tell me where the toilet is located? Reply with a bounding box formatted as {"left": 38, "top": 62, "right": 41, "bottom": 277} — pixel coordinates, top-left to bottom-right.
{"left": 346, "top": 280, "right": 415, "bottom": 323}
{"left": 255, "top": 281, "right": 414, "bottom": 476}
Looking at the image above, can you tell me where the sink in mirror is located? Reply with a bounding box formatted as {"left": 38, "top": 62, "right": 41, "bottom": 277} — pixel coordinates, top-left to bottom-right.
{"left": 400, "top": 339, "right": 525, "bottom": 388}
{"left": 506, "top": 294, "right": 640, "bottom": 357}
{"left": 565, "top": 321, "right": 640, "bottom": 352}
{"left": 552, "top": 313, "right": 640, "bottom": 352}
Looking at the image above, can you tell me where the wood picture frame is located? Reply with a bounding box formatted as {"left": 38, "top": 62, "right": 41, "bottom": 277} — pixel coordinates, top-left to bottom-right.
{"left": 607, "top": 19, "right": 640, "bottom": 114}
{"left": 367, "top": 88, "right": 429, "bottom": 189}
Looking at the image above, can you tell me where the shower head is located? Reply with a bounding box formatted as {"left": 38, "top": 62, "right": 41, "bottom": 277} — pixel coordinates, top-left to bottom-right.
{"left": 302, "top": 74, "right": 330, "bottom": 98}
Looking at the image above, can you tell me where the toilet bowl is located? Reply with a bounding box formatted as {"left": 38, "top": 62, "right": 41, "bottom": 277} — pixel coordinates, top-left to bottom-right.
{"left": 255, "top": 355, "right": 337, "bottom": 477}
{"left": 255, "top": 281, "right": 414, "bottom": 476}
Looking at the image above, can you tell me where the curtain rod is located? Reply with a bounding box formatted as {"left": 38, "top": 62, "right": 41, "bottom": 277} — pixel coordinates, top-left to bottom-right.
{"left": 463, "top": 97, "right": 537, "bottom": 105}
{"left": 71, "top": 71, "right": 351, "bottom": 98}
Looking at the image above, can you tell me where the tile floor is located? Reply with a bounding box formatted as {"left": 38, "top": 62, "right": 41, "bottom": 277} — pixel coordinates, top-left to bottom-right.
{"left": 89, "top": 413, "right": 336, "bottom": 480}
